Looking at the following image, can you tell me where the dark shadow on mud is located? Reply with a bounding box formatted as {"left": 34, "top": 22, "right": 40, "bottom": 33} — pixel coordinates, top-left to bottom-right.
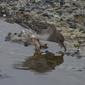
{"left": 14, "top": 51, "right": 64, "bottom": 73}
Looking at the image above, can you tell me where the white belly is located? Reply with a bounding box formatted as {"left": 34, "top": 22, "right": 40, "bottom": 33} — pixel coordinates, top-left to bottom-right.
{"left": 37, "top": 34, "right": 50, "bottom": 41}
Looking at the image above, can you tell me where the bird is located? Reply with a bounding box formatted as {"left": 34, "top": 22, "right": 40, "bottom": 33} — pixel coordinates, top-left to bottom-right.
{"left": 22, "top": 23, "right": 66, "bottom": 51}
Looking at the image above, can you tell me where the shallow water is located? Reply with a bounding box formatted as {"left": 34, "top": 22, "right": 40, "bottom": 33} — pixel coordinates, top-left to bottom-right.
{"left": 0, "top": 19, "right": 85, "bottom": 85}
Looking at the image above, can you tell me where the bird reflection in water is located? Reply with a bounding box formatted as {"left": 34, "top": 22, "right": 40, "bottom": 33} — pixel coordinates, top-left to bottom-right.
{"left": 15, "top": 51, "right": 64, "bottom": 73}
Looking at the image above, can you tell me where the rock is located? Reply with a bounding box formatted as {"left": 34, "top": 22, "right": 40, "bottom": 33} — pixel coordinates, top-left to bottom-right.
{"left": 5, "top": 32, "right": 31, "bottom": 45}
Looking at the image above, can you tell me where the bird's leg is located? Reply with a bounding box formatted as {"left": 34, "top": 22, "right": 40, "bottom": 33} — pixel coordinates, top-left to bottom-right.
{"left": 37, "top": 39, "right": 48, "bottom": 49}
{"left": 58, "top": 42, "right": 67, "bottom": 52}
